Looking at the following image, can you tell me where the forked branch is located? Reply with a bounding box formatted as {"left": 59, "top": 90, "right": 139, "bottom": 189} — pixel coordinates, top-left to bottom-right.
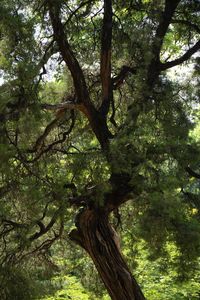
{"left": 147, "top": 0, "right": 181, "bottom": 85}
{"left": 47, "top": 0, "right": 112, "bottom": 150}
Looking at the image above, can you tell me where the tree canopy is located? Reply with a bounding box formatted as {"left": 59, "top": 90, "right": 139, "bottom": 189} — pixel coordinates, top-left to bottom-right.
{"left": 0, "top": 0, "right": 200, "bottom": 299}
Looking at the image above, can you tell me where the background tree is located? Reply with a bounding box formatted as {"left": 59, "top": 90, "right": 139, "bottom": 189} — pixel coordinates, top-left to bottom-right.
{"left": 0, "top": 0, "right": 200, "bottom": 299}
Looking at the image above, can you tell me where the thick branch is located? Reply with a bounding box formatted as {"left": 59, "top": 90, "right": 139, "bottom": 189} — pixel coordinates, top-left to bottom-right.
{"left": 152, "top": 0, "right": 181, "bottom": 61}
{"left": 47, "top": 1, "right": 112, "bottom": 150}
{"left": 147, "top": 0, "right": 181, "bottom": 86}
{"left": 47, "top": 1, "right": 90, "bottom": 105}
{"left": 185, "top": 166, "right": 200, "bottom": 179}
{"left": 99, "top": 0, "right": 113, "bottom": 116}
{"left": 160, "top": 40, "right": 200, "bottom": 70}
{"left": 68, "top": 172, "right": 134, "bottom": 212}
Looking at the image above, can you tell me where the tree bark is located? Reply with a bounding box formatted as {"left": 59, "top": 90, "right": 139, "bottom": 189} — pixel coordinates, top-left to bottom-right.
{"left": 69, "top": 208, "right": 146, "bottom": 300}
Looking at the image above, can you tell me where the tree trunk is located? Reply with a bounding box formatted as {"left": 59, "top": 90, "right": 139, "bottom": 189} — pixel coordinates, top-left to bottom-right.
{"left": 69, "top": 208, "right": 146, "bottom": 300}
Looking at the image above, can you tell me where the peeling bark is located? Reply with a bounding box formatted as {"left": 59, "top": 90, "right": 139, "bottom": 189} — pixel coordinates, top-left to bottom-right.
{"left": 70, "top": 208, "right": 146, "bottom": 300}
{"left": 100, "top": 0, "right": 113, "bottom": 116}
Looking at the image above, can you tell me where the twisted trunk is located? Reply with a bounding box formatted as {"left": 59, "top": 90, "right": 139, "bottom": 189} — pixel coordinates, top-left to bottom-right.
{"left": 70, "top": 208, "right": 146, "bottom": 300}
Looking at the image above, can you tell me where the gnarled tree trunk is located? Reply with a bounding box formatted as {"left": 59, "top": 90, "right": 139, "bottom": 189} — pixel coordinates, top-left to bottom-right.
{"left": 70, "top": 208, "right": 146, "bottom": 300}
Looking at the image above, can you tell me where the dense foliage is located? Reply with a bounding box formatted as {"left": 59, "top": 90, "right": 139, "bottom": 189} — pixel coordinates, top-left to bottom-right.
{"left": 0, "top": 0, "right": 200, "bottom": 299}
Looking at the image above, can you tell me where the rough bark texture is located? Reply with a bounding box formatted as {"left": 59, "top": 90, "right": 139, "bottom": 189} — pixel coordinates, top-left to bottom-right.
{"left": 46, "top": 2, "right": 194, "bottom": 299}
{"left": 70, "top": 208, "right": 146, "bottom": 300}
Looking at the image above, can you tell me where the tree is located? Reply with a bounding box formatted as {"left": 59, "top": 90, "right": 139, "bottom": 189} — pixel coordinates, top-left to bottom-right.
{"left": 0, "top": 0, "right": 200, "bottom": 299}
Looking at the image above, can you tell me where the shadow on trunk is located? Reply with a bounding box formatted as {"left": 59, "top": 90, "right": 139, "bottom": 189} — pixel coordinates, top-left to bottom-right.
{"left": 70, "top": 208, "right": 146, "bottom": 300}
